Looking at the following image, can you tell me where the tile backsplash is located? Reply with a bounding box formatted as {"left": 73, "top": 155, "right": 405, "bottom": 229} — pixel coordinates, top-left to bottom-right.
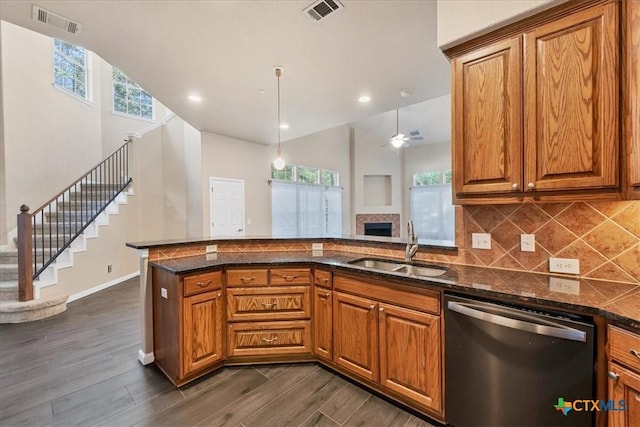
{"left": 454, "top": 201, "right": 640, "bottom": 284}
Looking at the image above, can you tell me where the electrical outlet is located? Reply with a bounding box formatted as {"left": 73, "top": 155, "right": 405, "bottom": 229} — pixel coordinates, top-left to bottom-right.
{"left": 161, "top": 288, "right": 168, "bottom": 299}
{"left": 206, "top": 245, "right": 217, "bottom": 253}
{"left": 549, "top": 277, "right": 580, "bottom": 295}
{"left": 472, "top": 233, "right": 491, "bottom": 249}
{"left": 312, "top": 243, "right": 323, "bottom": 251}
{"left": 520, "top": 234, "right": 535, "bottom": 252}
{"left": 107, "top": 264, "right": 112, "bottom": 273}
{"left": 549, "top": 257, "right": 580, "bottom": 274}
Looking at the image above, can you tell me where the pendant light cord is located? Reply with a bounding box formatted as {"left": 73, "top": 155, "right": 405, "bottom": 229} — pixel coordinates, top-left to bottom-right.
{"left": 276, "top": 68, "right": 282, "bottom": 154}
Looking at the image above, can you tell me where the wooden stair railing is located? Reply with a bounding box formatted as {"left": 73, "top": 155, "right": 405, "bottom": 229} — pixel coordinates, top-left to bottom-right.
{"left": 17, "top": 140, "right": 132, "bottom": 301}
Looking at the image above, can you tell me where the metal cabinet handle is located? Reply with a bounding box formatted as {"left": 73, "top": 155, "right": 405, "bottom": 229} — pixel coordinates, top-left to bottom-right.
{"left": 262, "top": 337, "right": 278, "bottom": 343}
{"left": 608, "top": 371, "right": 620, "bottom": 382}
{"left": 379, "top": 307, "right": 384, "bottom": 312}
{"left": 527, "top": 182, "right": 535, "bottom": 189}
{"left": 240, "top": 276, "right": 256, "bottom": 283}
{"left": 369, "top": 304, "right": 376, "bottom": 311}
{"left": 512, "top": 183, "right": 519, "bottom": 190}
{"left": 195, "top": 280, "right": 212, "bottom": 288}
{"left": 217, "top": 292, "right": 221, "bottom": 298}
{"left": 630, "top": 349, "right": 640, "bottom": 359}
{"left": 319, "top": 292, "right": 330, "bottom": 299}
{"left": 282, "top": 275, "right": 298, "bottom": 281}
{"left": 261, "top": 302, "right": 277, "bottom": 309}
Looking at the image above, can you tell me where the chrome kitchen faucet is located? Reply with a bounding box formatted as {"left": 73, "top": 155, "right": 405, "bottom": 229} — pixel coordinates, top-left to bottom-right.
{"left": 405, "top": 220, "right": 419, "bottom": 262}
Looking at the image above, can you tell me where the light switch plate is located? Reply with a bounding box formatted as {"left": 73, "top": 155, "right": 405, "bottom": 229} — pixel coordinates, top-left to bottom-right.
{"left": 549, "top": 257, "right": 580, "bottom": 274}
{"left": 472, "top": 233, "right": 491, "bottom": 249}
{"left": 161, "top": 288, "right": 168, "bottom": 299}
{"left": 520, "top": 234, "right": 535, "bottom": 252}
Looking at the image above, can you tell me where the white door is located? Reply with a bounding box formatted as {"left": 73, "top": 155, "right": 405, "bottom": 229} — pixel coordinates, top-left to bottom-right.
{"left": 210, "top": 177, "right": 245, "bottom": 237}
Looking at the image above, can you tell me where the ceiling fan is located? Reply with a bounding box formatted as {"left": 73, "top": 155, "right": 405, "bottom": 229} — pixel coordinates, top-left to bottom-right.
{"left": 389, "top": 109, "right": 424, "bottom": 148}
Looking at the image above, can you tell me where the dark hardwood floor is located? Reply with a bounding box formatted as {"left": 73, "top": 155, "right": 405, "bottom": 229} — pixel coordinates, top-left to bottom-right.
{"left": 0, "top": 278, "right": 438, "bottom": 427}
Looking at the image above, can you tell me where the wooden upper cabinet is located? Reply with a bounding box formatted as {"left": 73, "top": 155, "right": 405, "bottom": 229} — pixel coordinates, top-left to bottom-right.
{"left": 453, "top": 36, "right": 522, "bottom": 196}
{"left": 523, "top": 1, "right": 619, "bottom": 192}
{"left": 626, "top": 0, "right": 640, "bottom": 195}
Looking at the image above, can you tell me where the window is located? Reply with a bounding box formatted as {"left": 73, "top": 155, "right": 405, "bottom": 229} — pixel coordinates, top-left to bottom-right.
{"left": 411, "top": 170, "right": 454, "bottom": 243}
{"left": 54, "top": 39, "right": 88, "bottom": 99}
{"left": 113, "top": 67, "right": 154, "bottom": 119}
{"left": 271, "top": 182, "right": 342, "bottom": 237}
{"left": 271, "top": 164, "right": 342, "bottom": 237}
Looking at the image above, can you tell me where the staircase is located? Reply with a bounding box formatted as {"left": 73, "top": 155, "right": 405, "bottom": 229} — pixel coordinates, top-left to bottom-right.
{"left": 0, "top": 141, "right": 132, "bottom": 323}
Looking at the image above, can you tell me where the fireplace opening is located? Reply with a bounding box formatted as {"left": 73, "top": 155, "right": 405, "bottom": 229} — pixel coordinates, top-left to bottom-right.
{"left": 364, "top": 222, "right": 393, "bottom": 237}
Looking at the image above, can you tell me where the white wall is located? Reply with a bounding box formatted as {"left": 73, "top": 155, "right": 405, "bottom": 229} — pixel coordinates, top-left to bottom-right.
{"left": 184, "top": 123, "right": 203, "bottom": 238}
{"left": 353, "top": 128, "right": 403, "bottom": 219}
{"left": 437, "top": 0, "right": 562, "bottom": 49}
{"left": 2, "top": 21, "right": 102, "bottom": 228}
{"left": 281, "top": 125, "right": 352, "bottom": 234}
{"left": 0, "top": 20, "right": 7, "bottom": 245}
{"left": 201, "top": 133, "right": 272, "bottom": 236}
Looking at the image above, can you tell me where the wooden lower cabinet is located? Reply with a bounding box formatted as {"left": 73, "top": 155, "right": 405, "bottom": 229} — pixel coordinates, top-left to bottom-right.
{"left": 333, "top": 291, "right": 379, "bottom": 381}
{"left": 183, "top": 290, "right": 224, "bottom": 376}
{"left": 379, "top": 303, "right": 442, "bottom": 412}
{"left": 227, "top": 320, "right": 312, "bottom": 357}
{"left": 152, "top": 267, "right": 224, "bottom": 386}
{"left": 313, "top": 287, "right": 332, "bottom": 360}
{"left": 608, "top": 362, "right": 640, "bottom": 427}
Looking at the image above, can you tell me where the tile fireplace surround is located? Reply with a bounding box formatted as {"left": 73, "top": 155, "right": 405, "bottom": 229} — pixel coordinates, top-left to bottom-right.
{"left": 355, "top": 214, "right": 400, "bottom": 237}
{"left": 149, "top": 201, "right": 639, "bottom": 285}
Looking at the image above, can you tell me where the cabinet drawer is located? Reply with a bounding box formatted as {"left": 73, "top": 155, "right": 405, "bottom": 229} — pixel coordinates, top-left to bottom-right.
{"left": 334, "top": 274, "right": 440, "bottom": 315}
{"left": 270, "top": 268, "right": 311, "bottom": 286}
{"left": 314, "top": 269, "right": 332, "bottom": 289}
{"left": 227, "top": 286, "right": 311, "bottom": 321}
{"left": 183, "top": 271, "right": 222, "bottom": 296}
{"left": 609, "top": 326, "right": 640, "bottom": 372}
{"left": 227, "top": 320, "right": 312, "bottom": 357}
{"left": 226, "top": 269, "right": 268, "bottom": 287}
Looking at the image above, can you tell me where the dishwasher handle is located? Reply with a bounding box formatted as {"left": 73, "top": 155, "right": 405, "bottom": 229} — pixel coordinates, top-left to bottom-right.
{"left": 447, "top": 301, "right": 587, "bottom": 342}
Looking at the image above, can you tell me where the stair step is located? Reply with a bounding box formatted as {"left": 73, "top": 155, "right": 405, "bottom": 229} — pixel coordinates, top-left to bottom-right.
{"left": 66, "top": 193, "right": 114, "bottom": 202}
{"left": 32, "top": 222, "right": 83, "bottom": 233}
{"left": 80, "top": 183, "right": 123, "bottom": 191}
{"left": 56, "top": 201, "right": 110, "bottom": 210}
{"left": 0, "top": 264, "right": 18, "bottom": 281}
{"left": 0, "top": 281, "right": 18, "bottom": 301}
{"left": 0, "top": 250, "right": 18, "bottom": 262}
{"left": 45, "top": 211, "right": 98, "bottom": 221}
{"left": 0, "top": 295, "right": 68, "bottom": 323}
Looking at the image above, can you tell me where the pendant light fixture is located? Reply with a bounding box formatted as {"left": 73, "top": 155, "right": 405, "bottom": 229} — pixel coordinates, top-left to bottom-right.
{"left": 272, "top": 67, "right": 285, "bottom": 170}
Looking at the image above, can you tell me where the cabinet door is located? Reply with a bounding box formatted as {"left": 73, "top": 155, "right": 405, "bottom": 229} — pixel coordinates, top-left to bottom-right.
{"left": 608, "top": 362, "right": 640, "bottom": 427}
{"left": 183, "top": 290, "right": 224, "bottom": 376}
{"left": 627, "top": 0, "right": 640, "bottom": 192}
{"left": 379, "top": 303, "right": 441, "bottom": 413}
{"left": 452, "top": 36, "right": 523, "bottom": 196}
{"left": 523, "top": 2, "right": 619, "bottom": 192}
{"left": 313, "top": 288, "right": 332, "bottom": 360}
{"left": 333, "top": 291, "right": 378, "bottom": 381}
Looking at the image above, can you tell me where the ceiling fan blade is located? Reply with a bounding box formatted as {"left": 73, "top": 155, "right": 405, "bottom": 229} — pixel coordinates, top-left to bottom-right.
{"left": 410, "top": 136, "right": 424, "bottom": 140}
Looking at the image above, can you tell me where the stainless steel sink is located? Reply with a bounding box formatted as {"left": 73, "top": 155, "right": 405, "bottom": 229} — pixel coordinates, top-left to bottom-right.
{"left": 348, "top": 258, "right": 449, "bottom": 277}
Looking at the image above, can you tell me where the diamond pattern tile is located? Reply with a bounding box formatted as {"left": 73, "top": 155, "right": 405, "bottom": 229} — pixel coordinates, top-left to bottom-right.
{"left": 537, "top": 203, "right": 572, "bottom": 218}
{"left": 535, "top": 220, "right": 577, "bottom": 255}
{"left": 509, "top": 243, "right": 552, "bottom": 270}
{"left": 469, "top": 206, "right": 505, "bottom": 233}
{"left": 586, "top": 262, "right": 637, "bottom": 283}
{"left": 589, "top": 201, "right": 635, "bottom": 217}
{"left": 556, "top": 203, "right": 605, "bottom": 236}
{"left": 612, "top": 202, "right": 640, "bottom": 238}
{"left": 556, "top": 240, "right": 608, "bottom": 275}
{"left": 491, "top": 219, "right": 524, "bottom": 251}
{"left": 583, "top": 221, "right": 638, "bottom": 259}
{"left": 613, "top": 244, "right": 640, "bottom": 281}
{"left": 509, "top": 205, "right": 550, "bottom": 234}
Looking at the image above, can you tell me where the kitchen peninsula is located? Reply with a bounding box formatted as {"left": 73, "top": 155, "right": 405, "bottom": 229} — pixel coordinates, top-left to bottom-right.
{"left": 127, "top": 235, "right": 640, "bottom": 425}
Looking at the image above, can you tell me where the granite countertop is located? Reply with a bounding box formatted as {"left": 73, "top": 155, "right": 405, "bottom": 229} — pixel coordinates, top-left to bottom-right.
{"left": 149, "top": 250, "right": 640, "bottom": 330}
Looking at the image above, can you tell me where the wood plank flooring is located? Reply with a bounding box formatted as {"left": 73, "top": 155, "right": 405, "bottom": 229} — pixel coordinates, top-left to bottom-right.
{"left": 0, "top": 278, "right": 439, "bottom": 427}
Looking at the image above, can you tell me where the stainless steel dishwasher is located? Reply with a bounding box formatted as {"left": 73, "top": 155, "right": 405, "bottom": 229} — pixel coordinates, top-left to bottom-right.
{"left": 444, "top": 294, "right": 595, "bottom": 427}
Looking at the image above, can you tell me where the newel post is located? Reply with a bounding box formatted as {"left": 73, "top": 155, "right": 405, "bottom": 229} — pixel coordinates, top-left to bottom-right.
{"left": 17, "top": 204, "right": 34, "bottom": 301}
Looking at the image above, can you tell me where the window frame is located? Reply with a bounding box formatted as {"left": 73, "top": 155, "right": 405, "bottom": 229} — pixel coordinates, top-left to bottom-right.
{"left": 53, "top": 39, "right": 92, "bottom": 103}
{"left": 112, "top": 67, "right": 155, "bottom": 121}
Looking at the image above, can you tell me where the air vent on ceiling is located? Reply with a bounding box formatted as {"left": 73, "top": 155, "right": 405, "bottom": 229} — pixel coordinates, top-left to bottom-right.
{"left": 32, "top": 5, "right": 82, "bottom": 35}
{"left": 303, "top": 0, "right": 344, "bottom": 21}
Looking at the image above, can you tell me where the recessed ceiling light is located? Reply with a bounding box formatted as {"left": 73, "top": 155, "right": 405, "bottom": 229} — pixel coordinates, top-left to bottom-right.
{"left": 188, "top": 94, "right": 202, "bottom": 102}
{"left": 258, "top": 89, "right": 266, "bottom": 95}
{"left": 280, "top": 123, "right": 289, "bottom": 129}
{"left": 358, "top": 95, "right": 371, "bottom": 103}
{"left": 400, "top": 89, "right": 412, "bottom": 98}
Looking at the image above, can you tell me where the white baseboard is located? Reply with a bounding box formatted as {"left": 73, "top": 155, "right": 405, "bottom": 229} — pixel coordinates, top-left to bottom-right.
{"left": 67, "top": 271, "right": 140, "bottom": 303}
{"left": 138, "top": 349, "right": 155, "bottom": 365}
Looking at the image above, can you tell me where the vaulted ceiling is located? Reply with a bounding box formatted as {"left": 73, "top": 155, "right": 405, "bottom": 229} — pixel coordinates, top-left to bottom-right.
{"left": 1, "top": 1, "right": 451, "bottom": 144}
